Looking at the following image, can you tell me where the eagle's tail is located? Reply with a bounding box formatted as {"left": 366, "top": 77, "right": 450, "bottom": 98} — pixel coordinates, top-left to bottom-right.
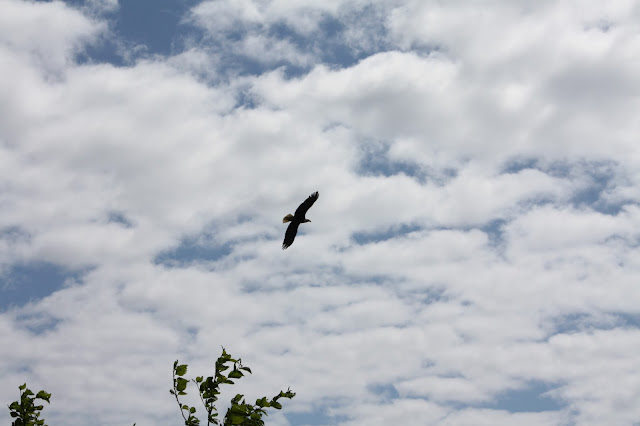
{"left": 283, "top": 214, "right": 294, "bottom": 223}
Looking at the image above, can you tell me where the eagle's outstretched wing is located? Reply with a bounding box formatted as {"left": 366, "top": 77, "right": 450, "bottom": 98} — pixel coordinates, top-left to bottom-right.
{"left": 282, "top": 221, "right": 299, "bottom": 250}
{"left": 294, "top": 191, "right": 319, "bottom": 219}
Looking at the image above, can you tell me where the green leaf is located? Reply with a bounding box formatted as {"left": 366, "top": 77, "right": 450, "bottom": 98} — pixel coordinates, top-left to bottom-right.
{"left": 189, "top": 406, "right": 196, "bottom": 414}
{"left": 195, "top": 376, "right": 203, "bottom": 383}
{"left": 239, "top": 366, "right": 252, "bottom": 374}
{"left": 36, "top": 391, "right": 51, "bottom": 403}
{"left": 229, "top": 414, "right": 245, "bottom": 425}
{"left": 176, "top": 377, "right": 188, "bottom": 392}
{"left": 19, "top": 383, "right": 27, "bottom": 390}
{"left": 175, "top": 364, "right": 188, "bottom": 377}
{"left": 228, "top": 369, "right": 243, "bottom": 379}
{"left": 271, "top": 401, "right": 282, "bottom": 410}
{"left": 255, "top": 397, "right": 269, "bottom": 408}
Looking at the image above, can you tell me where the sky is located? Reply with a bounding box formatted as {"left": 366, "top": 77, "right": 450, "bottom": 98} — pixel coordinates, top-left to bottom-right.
{"left": 1, "top": 0, "right": 640, "bottom": 425}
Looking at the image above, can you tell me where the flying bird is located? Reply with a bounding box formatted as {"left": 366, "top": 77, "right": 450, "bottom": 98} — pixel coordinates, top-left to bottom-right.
{"left": 282, "top": 191, "right": 319, "bottom": 249}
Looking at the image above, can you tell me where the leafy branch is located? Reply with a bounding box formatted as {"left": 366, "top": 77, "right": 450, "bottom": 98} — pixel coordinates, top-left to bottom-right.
{"left": 171, "top": 348, "right": 295, "bottom": 426}
{"left": 8, "top": 383, "right": 51, "bottom": 426}
{"left": 171, "top": 360, "right": 200, "bottom": 425}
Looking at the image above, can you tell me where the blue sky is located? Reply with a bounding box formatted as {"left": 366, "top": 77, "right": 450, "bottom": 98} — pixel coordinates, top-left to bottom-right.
{"left": 1, "top": 0, "right": 640, "bottom": 425}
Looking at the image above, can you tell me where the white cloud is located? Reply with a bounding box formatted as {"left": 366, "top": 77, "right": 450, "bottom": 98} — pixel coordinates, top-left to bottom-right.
{"left": 0, "top": 0, "right": 104, "bottom": 73}
{"left": 84, "top": 0, "right": 119, "bottom": 14}
{"left": 1, "top": 0, "right": 640, "bottom": 425}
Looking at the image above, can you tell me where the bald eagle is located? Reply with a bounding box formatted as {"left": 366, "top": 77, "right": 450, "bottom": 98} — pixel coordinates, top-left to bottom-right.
{"left": 282, "top": 191, "right": 319, "bottom": 249}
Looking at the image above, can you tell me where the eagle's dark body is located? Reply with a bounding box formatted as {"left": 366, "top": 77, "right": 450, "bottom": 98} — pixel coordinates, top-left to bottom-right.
{"left": 282, "top": 191, "right": 319, "bottom": 249}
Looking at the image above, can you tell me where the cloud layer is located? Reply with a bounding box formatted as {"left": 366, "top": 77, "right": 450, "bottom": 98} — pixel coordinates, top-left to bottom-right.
{"left": 1, "top": 0, "right": 639, "bottom": 425}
